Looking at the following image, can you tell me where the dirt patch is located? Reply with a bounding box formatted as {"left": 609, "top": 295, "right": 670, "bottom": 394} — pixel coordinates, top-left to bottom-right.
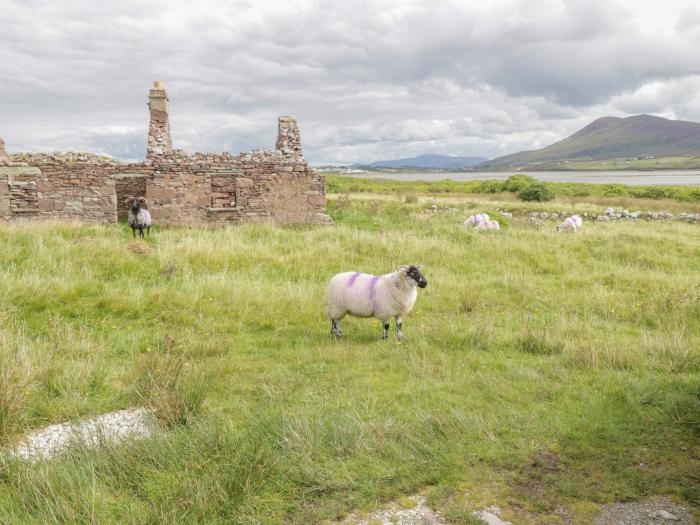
{"left": 127, "top": 241, "right": 150, "bottom": 255}
{"left": 517, "top": 450, "right": 561, "bottom": 500}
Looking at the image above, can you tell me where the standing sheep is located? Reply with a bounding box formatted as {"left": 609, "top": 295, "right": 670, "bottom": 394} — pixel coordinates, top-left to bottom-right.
{"left": 557, "top": 214, "right": 582, "bottom": 232}
{"left": 127, "top": 197, "right": 152, "bottom": 238}
{"left": 327, "top": 265, "right": 427, "bottom": 341}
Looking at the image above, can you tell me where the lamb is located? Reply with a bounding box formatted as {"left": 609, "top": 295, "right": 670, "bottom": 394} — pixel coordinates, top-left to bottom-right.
{"left": 474, "top": 219, "right": 500, "bottom": 230}
{"left": 127, "top": 197, "right": 152, "bottom": 238}
{"left": 557, "top": 214, "right": 582, "bottom": 232}
{"left": 464, "top": 213, "right": 489, "bottom": 226}
{"left": 327, "top": 265, "right": 427, "bottom": 341}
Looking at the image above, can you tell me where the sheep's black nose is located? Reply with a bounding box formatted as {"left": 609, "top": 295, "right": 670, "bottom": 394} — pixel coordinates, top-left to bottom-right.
{"left": 419, "top": 281, "right": 427, "bottom": 288}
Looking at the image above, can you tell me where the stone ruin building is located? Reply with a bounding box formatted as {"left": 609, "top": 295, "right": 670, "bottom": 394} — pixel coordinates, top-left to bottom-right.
{"left": 0, "top": 82, "right": 330, "bottom": 225}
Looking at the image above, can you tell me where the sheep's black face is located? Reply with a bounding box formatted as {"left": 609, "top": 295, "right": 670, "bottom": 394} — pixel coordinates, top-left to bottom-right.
{"left": 407, "top": 265, "right": 427, "bottom": 288}
{"left": 131, "top": 199, "right": 141, "bottom": 212}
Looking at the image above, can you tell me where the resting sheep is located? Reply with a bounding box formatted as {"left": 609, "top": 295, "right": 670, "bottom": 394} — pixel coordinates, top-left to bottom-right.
{"left": 127, "top": 197, "right": 152, "bottom": 238}
{"left": 327, "top": 265, "right": 427, "bottom": 341}
{"left": 475, "top": 219, "right": 500, "bottom": 230}
{"left": 557, "top": 214, "right": 582, "bottom": 232}
{"left": 464, "top": 213, "right": 489, "bottom": 227}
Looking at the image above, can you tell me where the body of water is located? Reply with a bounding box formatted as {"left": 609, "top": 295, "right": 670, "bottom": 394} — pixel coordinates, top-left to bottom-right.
{"left": 341, "top": 170, "right": 700, "bottom": 186}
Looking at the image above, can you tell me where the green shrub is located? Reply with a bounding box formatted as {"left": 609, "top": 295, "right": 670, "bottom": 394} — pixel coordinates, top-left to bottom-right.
{"left": 518, "top": 183, "right": 554, "bottom": 202}
{"left": 635, "top": 187, "right": 670, "bottom": 200}
{"left": 404, "top": 194, "right": 419, "bottom": 204}
{"left": 475, "top": 180, "right": 505, "bottom": 194}
{"left": 503, "top": 174, "right": 536, "bottom": 192}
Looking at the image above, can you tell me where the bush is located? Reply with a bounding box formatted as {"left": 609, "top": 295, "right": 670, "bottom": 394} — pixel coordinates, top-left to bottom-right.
{"left": 475, "top": 180, "right": 505, "bottom": 194}
{"left": 503, "top": 174, "right": 536, "bottom": 192}
{"left": 518, "top": 183, "right": 554, "bottom": 202}
{"left": 404, "top": 194, "right": 419, "bottom": 204}
{"left": 635, "top": 187, "right": 670, "bottom": 200}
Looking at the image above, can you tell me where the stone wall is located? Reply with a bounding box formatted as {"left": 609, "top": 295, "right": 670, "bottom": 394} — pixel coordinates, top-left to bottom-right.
{"left": 114, "top": 174, "right": 148, "bottom": 218}
{"left": 275, "top": 117, "right": 302, "bottom": 155}
{"left": 0, "top": 82, "right": 330, "bottom": 225}
{"left": 0, "top": 154, "right": 117, "bottom": 223}
{"left": 147, "top": 81, "right": 172, "bottom": 159}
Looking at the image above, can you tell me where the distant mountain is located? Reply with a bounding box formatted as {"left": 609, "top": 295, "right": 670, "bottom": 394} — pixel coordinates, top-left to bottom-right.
{"left": 479, "top": 114, "right": 700, "bottom": 169}
{"left": 353, "top": 153, "right": 488, "bottom": 169}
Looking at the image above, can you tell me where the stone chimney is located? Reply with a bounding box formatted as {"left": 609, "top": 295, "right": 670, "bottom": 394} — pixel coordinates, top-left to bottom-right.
{"left": 147, "top": 81, "right": 172, "bottom": 158}
{"left": 0, "top": 137, "right": 7, "bottom": 159}
{"left": 275, "top": 116, "right": 302, "bottom": 155}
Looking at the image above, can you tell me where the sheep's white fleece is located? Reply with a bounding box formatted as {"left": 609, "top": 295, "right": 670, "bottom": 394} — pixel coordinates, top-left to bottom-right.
{"left": 558, "top": 214, "right": 582, "bottom": 231}
{"left": 327, "top": 270, "right": 418, "bottom": 321}
{"left": 475, "top": 219, "right": 500, "bottom": 230}
{"left": 464, "top": 213, "right": 489, "bottom": 226}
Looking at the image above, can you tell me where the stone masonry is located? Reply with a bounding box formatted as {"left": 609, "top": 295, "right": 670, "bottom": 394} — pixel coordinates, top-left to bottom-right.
{"left": 0, "top": 82, "right": 330, "bottom": 225}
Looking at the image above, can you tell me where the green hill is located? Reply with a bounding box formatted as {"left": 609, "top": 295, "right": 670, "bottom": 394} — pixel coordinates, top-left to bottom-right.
{"left": 480, "top": 114, "right": 700, "bottom": 169}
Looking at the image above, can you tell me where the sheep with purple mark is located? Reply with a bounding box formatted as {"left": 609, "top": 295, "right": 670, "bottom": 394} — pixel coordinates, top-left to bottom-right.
{"left": 475, "top": 219, "right": 500, "bottom": 230}
{"left": 557, "top": 215, "right": 582, "bottom": 232}
{"left": 327, "top": 265, "right": 427, "bottom": 340}
{"left": 464, "top": 213, "right": 489, "bottom": 227}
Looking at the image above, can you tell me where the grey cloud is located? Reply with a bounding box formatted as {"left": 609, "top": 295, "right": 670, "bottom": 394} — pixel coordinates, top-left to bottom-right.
{"left": 1, "top": 0, "right": 700, "bottom": 162}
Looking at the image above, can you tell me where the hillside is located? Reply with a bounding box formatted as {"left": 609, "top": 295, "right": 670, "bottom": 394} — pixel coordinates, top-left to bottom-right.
{"left": 354, "top": 153, "right": 488, "bottom": 169}
{"left": 480, "top": 114, "right": 700, "bottom": 169}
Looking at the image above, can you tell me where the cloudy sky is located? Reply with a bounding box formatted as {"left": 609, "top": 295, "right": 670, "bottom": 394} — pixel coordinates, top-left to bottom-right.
{"left": 1, "top": 0, "right": 700, "bottom": 164}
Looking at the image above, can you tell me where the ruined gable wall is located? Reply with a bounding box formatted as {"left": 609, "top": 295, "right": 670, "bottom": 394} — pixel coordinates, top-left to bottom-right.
{"left": 0, "top": 153, "right": 118, "bottom": 223}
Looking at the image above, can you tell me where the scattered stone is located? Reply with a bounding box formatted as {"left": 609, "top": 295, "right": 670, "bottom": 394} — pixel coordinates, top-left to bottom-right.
{"left": 652, "top": 510, "right": 680, "bottom": 521}
{"left": 593, "top": 498, "right": 693, "bottom": 524}
{"left": 530, "top": 217, "right": 545, "bottom": 227}
{"left": 500, "top": 212, "right": 513, "bottom": 219}
{"left": 11, "top": 408, "right": 154, "bottom": 463}
{"left": 597, "top": 215, "right": 610, "bottom": 221}
{"left": 334, "top": 495, "right": 445, "bottom": 525}
{"left": 604, "top": 207, "right": 615, "bottom": 215}
{"left": 539, "top": 212, "right": 549, "bottom": 219}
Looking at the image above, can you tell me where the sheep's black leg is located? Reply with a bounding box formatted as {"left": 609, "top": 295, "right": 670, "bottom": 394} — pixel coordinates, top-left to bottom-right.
{"left": 382, "top": 321, "right": 390, "bottom": 340}
{"left": 139, "top": 226, "right": 144, "bottom": 238}
{"left": 395, "top": 315, "right": 403, "bottom": 341}
{"left": 132, "top": 226, "right": 136, "bottom": 238}
{"left": 331, "top": 319, "right": 342, "bottom": 339}
{"left": 147, "top": 226, "right": 151, "bottom": 236}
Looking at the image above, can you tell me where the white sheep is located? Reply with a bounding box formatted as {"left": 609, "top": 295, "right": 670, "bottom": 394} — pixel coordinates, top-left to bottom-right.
{"left": 327, "top": 265, "right": 427, "bottom": 340}
{"left": 557, "top": 214, "right": 582, "bottom": 233}
{"left": 464, "top": 213, "right": 489, "bottom": 227}
{"left": 474, "top": 219, "right": 500, "bottom": 230}
{"left": 127, "top": 197, "right": 152, "bottom": 238}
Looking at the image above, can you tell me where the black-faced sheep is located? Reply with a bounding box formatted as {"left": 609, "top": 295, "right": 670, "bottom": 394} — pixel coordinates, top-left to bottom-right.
{"left": 127, "top": 197, "right": 152, "bottom": 238}
{"left": 327, "top": 265, "right": 427, "bottom": 341}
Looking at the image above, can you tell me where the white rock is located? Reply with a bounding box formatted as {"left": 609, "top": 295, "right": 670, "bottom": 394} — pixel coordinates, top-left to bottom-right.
{"left": 12, "top": 408, "right": 153, "bottom": 463}
{"left": 474, "top": 510, "right": 512, "bottom": 525}
{"left": 539, "top": 212, "right": 549, "bottom": 219}
{"left": 597, "top": 215, "right": 610, "bottom": 221}
{"left": 604, "top": 207, "right": 615, "bottom": 215}
{"left": 651, "top": 509, "right": 679, "bottom": 521}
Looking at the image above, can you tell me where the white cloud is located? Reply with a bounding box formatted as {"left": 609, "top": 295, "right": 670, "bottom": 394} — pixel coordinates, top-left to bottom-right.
{"left": 1, "top": 0, "right": 699, "bottom": 163}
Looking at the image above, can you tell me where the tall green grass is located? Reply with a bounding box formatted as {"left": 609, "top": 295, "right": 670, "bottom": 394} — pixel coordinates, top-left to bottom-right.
{"left": 0, "top": 200, "right": 698, "bottom": 523}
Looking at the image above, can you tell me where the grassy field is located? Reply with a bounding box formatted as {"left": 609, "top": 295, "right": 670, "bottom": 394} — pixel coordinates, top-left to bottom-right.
{"left": 326, "top": 174, "right": 700, "bottom": 205}
{"left": 0, "top": 196, "right": 698, "bottom": 524}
